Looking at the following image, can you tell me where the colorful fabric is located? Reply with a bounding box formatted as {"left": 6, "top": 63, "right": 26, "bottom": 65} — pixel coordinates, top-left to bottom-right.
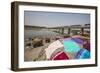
{"left": 50, "top": 47, "right": 64, "bottom": 60}
{"left": 71, "top": 37, "right": 84, "bottom": 44}
{"left": 45, "top": 40, "right": 63, "bottom": 59}
{"left": 63, "top": 39, "right": 81, "bottom": 52}
{"left": 51, "top": 51, "right": 69, "bottom": 60}
{"left": 75, "top": 48, "right": 90, "bottom": 59}
{"left": 83, "top": 42, "right": 90, "bottom": 51}
{"left": 45, "top": 36, "right": 90, "bottom": 60}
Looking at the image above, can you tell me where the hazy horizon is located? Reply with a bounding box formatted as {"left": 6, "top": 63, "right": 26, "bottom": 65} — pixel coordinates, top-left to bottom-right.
{"left": 24, "top": 11, "right": 90, "bottom": 28}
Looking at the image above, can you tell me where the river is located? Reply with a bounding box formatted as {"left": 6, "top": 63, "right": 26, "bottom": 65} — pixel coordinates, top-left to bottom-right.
{"left": 24, "top": 29, "right": 63, "bottom": 39}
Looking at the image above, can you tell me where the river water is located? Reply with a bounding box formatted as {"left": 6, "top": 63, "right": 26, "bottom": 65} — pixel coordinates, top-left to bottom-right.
{"left": 24, "top": 29, "right": 63, "bottom": 39}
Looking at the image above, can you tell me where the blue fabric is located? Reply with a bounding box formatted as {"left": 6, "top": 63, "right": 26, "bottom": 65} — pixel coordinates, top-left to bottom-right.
{"left": 75, "top": 48, "right": 90, "bottom": 59}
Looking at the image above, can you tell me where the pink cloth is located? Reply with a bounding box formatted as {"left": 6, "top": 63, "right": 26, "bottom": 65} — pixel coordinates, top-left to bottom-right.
{"left": 51, "top": 51, "right": 69, "bottom": 60}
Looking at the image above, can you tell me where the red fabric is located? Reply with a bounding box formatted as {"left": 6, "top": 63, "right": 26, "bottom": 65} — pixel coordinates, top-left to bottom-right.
{"left": 52, "top": 52, "right": 69, "bottom": 60}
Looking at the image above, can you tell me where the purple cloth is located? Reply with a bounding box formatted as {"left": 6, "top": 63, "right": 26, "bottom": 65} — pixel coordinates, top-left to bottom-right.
{"left": 71, "top": 37, "right": 84, "bottom": 44}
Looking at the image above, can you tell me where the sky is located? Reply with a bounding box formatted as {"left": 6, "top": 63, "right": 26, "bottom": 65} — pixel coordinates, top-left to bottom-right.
{"left": 24, "top": 11, "right": 90, "bottom": 28}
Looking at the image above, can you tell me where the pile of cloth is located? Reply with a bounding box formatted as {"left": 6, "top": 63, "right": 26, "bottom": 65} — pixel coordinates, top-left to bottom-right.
{"left": 45, "top": 35, "right": 90, "bottom": 60}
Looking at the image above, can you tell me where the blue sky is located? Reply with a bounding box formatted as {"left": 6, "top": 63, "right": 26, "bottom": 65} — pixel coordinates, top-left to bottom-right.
{"left": 24, "top": 11, "right": 90, "bottom": 27}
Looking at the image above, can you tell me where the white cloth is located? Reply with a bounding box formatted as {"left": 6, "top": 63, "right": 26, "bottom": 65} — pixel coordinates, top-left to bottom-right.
{"left": 45, "top": 40, "right": 63, "bottom": 59}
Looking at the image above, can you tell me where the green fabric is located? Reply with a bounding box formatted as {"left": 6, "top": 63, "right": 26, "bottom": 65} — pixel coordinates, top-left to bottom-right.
{"left": 63, "top": 40, "right": 80, "bottom": 52}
